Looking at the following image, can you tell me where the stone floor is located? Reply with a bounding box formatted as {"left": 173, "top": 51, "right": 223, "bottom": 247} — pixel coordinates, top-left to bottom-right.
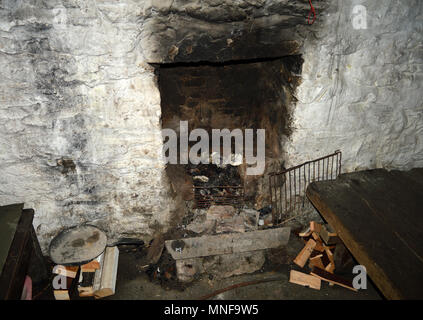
{"left": 106, "top": 230, "right": 383, "bottom": 300}
{"left": 110, "top": 262, "right": 381, "bottom": 300}
{"left": 34, "top": 226, "right": 383, "bottom": 300}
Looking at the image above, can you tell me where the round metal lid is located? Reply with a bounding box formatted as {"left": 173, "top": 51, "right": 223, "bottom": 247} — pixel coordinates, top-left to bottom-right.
{"left": 49, "top": 225, "right": 107, "bottom": 265}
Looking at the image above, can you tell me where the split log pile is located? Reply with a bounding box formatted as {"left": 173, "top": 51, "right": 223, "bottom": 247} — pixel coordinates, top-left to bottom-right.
{"left": 289, "top": 221, "right": 357, "bottom": 292}
{"left": 53, "top": 246, "right": 119, "bottom": 300}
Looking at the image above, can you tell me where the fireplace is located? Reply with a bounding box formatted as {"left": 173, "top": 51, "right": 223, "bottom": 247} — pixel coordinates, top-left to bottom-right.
{"left": 156, "top": 56, "right": 303, "bottom": 224}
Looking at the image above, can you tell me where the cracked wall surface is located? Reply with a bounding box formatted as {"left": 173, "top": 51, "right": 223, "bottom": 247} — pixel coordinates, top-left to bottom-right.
{"left": 0, "top": 0, "right": 173, "bottom": 251}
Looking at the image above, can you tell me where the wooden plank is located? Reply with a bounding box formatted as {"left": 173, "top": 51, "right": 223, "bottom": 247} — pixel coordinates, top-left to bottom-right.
{"left": 53, "top": 265, "right": 79, "bottom": 278}
{"left": 310, "top": 221, "right": 322, "bottom": 234}
{"left": 54, "top": 290, "right": 70, "bottom": 300}
{"left": 306, "top": 169, "right": 423, "bottom": 299}
{"left": 94, "top": 246, "right": 119, "bottom": 299}
{"left": 324, "top": 262, "right": 335, "bottom": 274}
{"left": 165, "top": 227, "right": 290, "bottom": 260}
{"left": 311, "top": 232, "right": 320, "bottom": 241}
{"left": 81, "top": 258, "right": 101, "bottom": 273}
{"left": 342, "top": 169, "right": 423, "bottom": 259}
{"left": 293, "top": 239, "right": 316, "bottom": 268}
{"left": 310, "top": 267, "right": 357, "bottom": 292}
{"left": 324, "top": 247, "right": 334, "bottom": 264}
{"left": 92, "top": 252, "right": 105, "bottom": 293}
{"left": 290, "top": 270, "right": 321, "bottom": 290}
{"left": 78, "top": 272, "right": 95, "bottom": 297}
{"left": 314, "top": 240, "right": 325, "bottom": 252}
{"left": 310, "top": 250, "right": 323, "bottom": 259}
{"left": 298, "top": 226, "right": 311, "bottom": 237}
{"left": 309, "top": 255, "right": 325, "bottom": 270}
{"left": 320, "top": 224, "right": 338, "bottom": 245}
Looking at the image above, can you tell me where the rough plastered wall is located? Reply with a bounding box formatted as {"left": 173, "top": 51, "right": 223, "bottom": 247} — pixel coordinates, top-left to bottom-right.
{"left": 1, "top": 0, "right": 422, "bottom": 251}
{"left": 285, "top": 0, "right": 423, "bottom": 171}
{"left": 0, "top": 0, "right": 173, "bottom": 251}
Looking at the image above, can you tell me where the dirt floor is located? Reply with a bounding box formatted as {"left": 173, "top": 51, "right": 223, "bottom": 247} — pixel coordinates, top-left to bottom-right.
{"left": 107, "top": 225, "right": 382, "bottom": 300}
{"left": 34, "top": 223, "right": 382, "bottom": 300}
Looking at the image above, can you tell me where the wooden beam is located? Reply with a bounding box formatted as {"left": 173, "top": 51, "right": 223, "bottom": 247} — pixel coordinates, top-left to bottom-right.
{"left": 165, "top": 228, "right": 290, "bottom": 260}
{"left": 94, "top": 246, "right": 119, "bottom": 299}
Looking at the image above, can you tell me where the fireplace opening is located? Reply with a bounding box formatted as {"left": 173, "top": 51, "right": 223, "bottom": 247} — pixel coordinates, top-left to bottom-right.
{"left": 155, "top": 55, "right": 303, "bottom": 227}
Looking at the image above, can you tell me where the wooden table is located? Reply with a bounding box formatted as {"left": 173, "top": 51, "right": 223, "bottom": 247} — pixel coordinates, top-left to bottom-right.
{"left": 306, "top": 168, "right": 423, "bottom": 299}
{"left": 0, "top": 204, "right": 48, "bottom": 300}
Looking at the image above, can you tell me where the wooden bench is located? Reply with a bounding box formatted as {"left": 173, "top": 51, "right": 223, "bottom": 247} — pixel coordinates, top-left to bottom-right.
{"left": 306, "top": 168, "right": 423, "bottom": 299}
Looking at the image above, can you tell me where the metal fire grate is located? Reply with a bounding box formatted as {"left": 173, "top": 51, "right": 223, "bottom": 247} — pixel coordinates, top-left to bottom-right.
{"left": 193, "top": 186, "right": 244, "bottom": 208}
{"left": 269, "top": 150, "right": 342, "bottom": 223}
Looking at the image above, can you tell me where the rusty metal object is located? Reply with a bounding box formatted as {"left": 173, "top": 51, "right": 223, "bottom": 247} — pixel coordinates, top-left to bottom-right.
{"left": 193, "top": 185, "right": 244, "bottom": 208}
{"left": 269, "top": 150, "right": 342, "bottom": 223}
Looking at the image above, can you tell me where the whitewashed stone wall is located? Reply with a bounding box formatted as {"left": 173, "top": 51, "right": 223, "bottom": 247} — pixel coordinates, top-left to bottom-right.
{"left": 285, "top": 0, "right": 423, "bottom": 171}
{"left": 0, "top": 0, "right": 173, "bottom": 251}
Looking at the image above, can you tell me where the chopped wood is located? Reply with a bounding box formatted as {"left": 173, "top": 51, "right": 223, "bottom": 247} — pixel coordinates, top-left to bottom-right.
{"left": 53, "top": 265, "right": 79, "bottom": 279}
{"left": 294, "top": 239, "right": 317, "bottom": 268}
{"left": 307, "top": 168, "right": 423, "bottom": 299}
{"left": 54, "top": 290, "right": 70, "bottom": 300}
{"left": 325, "top": 262, "right": 335, "bottom": 274}
{"left": 94, "top": 246, "right": 119, "bottom": 299}
{"left": 78, "top": 272, "right": 96, "bottom": 297}
{"left": 301, "top": 235, "right": 313, "bottom": 244}
{"left": 299, "top": 226, "right": 312, "bottom": 237}
{"left": 93, "top": 251, "right": 105, "bottom": 293}
{"left": 290, "top": 270, "right": 321, "bottom": 290}
{"left": 310, "top": 267, "right": 358, "bottom": 292}
{"left": 309, "top": 253, "right": 323, "bottom": 260}
{"left": 325, "top": 246, "right": 334, "bottom": 264}
{"left": 320, "top": 224, "right": 338, "bottom": 245}
{"left": 146, "top": 234, "right": 165, "bottom": 264}
{"left": 311, "top": 232, "right": 320, "bottom": 241}
{"left": 310, "top": 250, "right": 323, "bottom": 259}
{"left": 165, "top": 227, "right": 290, "bottom": 260}
{"left": 314, "top": 240, "right": 325, "bottom": 252}
{"left": 81, "top": 258, "right": 101, "bottom": 272}
{"left": 310, "top": 221, "right": 322, "bottom": 234}
{"left": 309, "top": 255, "right": 325, "bottom": 270}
